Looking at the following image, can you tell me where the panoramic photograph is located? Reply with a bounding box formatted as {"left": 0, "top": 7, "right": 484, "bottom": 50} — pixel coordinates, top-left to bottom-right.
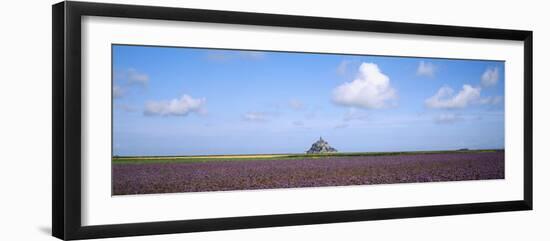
{"left": 111, "top": 45, "right": 505, "bottom": 195}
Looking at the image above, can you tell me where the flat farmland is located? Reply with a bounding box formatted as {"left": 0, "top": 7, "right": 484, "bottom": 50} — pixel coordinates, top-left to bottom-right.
{"left": 112, "top": 150, "right": 504, "bottom": 195}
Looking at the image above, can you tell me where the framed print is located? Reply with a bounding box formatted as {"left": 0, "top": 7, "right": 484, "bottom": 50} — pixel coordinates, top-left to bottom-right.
{"left": 52, "top": 1, "right": 533, "bottom": 240}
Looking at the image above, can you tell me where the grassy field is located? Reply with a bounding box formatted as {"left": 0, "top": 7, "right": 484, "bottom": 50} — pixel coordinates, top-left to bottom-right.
{"left": 112, "top": 149, "right": 502, "bottom": 164}
{"left": 112, "top": 151, "right": 505, "bottom": 195}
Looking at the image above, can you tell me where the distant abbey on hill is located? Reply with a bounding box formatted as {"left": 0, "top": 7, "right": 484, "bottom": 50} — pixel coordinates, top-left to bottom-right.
{"left": 306, "top": 137, "right": 338, "bottom": 154}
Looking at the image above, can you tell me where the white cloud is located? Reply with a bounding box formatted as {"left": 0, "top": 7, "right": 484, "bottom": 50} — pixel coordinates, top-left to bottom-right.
{"left": 206, "top": 51, "right": 266, "bottom": 61}
{"left": 239, "top": 51, "right": 265, "bottom": 59}
{"left": 113, "top": 68, "right": 149, "bottom": 99}
{"left": 425, "top": 85, "right": 481, "bottom": 109}
{"left": 115, "top": 104, "right": 138, "bottom": 112}
{"left": 336, "top": 60, "right": 352, "bottom": 75}
{"left": 305, "top": 112, "right": 316, "bottom": 120}
{"left": 113, "top": 85, "right": 124, "bottom": 98}
{"left": 243, "top": 112, "right": 269, "bottom": 122}
{"left": 292, "top": 120, "right": 304, "bottom": 126}
{"left": 481, "top": 67, "right": 499, "bottom": 87}
{"left": 434, "top": 113, "right": 462, "bottom": 124}
{"left": 343, "top": 108, "right": 369, "bottom": 122}
{"left": 416, "top": 61, "right": 436, "bottom": 77}
{"left": 334, "top": 123, "right": 349, "bottom": 129}
{"left": 205, "top": 52, "right": 231, "bottom": 62}
{"left": 332, "top": 62, "right": 397, "bottom": 109}
{"left": 125, "top": 68, "right": 149, "bottom": 86}
{"left": 288, "top": 99, "right": 304, "bottom": 110}
{"left": 144, "top": 94, "right": 206, "bottom": 116}
{"left": 479, "top": 96, "right": 503, "bottom": 105}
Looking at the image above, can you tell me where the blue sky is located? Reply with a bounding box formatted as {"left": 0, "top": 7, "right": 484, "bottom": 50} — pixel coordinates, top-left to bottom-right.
{"left": 112, "top": 45, "right": 504, "bottom": 156}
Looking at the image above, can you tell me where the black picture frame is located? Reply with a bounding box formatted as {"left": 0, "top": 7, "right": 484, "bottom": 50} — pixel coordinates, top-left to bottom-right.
{"left": 52, "top": 1, "right": 533, "bottom": 240}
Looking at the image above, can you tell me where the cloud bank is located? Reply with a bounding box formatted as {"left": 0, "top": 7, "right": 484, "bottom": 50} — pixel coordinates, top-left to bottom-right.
{"left": 332, "top": 63, "right": 397, "bottom": 109}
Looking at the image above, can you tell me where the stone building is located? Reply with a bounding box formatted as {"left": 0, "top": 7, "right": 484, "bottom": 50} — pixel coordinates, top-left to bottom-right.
{"left": 306, "top": 137, "right": 338, "bottom": 154}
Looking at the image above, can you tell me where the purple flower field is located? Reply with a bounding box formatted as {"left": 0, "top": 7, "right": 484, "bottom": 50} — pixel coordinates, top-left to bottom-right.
{"left": 112, "top": 152, "right": 504, "bottom": 195}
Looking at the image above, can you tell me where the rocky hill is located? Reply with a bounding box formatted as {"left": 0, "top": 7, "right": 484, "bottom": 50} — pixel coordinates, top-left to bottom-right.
{"left": 306, "top": 137, "right": 338, "bottom": 154}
